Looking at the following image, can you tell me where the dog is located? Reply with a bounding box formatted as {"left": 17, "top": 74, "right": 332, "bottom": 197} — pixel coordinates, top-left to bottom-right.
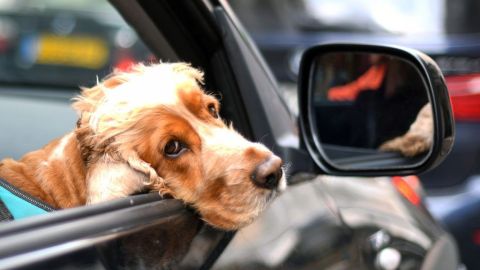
{"left": 0, "top": 62, "right": 286, "bottom": 230}
{"left": 380, "top": 103, "right": 433, "bottom": 157}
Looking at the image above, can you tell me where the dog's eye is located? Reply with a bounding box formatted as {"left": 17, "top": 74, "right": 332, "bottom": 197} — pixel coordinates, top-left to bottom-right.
{"left": 208, "top": 104, "right": 219, "bottom": 119}
{"left": 164, "top": 140, "right": 187, "bottom": 158}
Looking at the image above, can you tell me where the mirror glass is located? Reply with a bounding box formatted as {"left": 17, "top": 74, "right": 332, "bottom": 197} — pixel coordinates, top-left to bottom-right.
{"left": 309, "top": 52, "right": 432, "bottom": 170}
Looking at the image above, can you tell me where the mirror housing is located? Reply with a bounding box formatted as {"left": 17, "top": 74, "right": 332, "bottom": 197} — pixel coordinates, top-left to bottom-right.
{"left": 298, "top": 44, "right": 454, "bottom": 176}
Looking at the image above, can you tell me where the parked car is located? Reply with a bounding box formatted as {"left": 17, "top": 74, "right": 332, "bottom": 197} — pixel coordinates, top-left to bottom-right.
{"left": 230, "top": 0, "right": 480, "bottom": 268}
{"left": 0, "top": 1, "right": 458, "bottom": 270}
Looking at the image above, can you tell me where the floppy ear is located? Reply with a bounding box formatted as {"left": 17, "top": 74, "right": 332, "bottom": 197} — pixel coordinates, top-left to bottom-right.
{"left": 85, "top": 151, "right": 169, "bottom": 204}
{"left": 123, "top": 150, "right": 169, "bottom": 193}
{"left": 73, "top": 63, "right": 176, "bottom": 203}
{"left": 86, "top": 154, "right": 148, "bottom": 204}
{"left": 75, "top": 122, "right": 160, "bottom": 204}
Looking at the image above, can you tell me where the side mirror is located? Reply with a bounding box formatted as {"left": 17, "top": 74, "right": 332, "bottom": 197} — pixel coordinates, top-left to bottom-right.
{"left": 298, "top": 44, "right": 454, "bottom": 176}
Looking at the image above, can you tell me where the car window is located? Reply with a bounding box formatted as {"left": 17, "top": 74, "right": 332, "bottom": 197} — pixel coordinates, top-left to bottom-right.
{"left": 0, "top": 1, "right": 226, "bottom": 268}
{"left": 0, "top": 0, "right": 158, "bottom": 212}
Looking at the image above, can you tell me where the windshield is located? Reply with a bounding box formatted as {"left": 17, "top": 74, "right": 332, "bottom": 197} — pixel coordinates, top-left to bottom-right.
{"left": 0, "top": 0, "right": 152, "bottom": 87}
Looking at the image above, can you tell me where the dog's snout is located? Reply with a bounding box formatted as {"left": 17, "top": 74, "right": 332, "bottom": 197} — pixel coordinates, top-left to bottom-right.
{"left": 251, "top": 155, "right": 283, "bottom": 190}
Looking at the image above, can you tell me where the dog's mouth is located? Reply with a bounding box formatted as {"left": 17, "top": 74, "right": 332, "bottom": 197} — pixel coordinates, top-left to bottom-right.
{"left": 165, "top": 167, "right": 288, "bottom": 231}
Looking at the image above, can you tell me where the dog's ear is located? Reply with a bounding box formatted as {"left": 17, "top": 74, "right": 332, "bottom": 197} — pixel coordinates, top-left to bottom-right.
{"left": 85, "top": 150, "right": 168, "bottom": 204}
{"left": 76, "top": 125, "right": 151, "bottom": 203}
{"left": 122, "top": 150, "right": 166, "bottom": 189}
{"left": 86, "top": 154, "right": 148, "bottom": 204}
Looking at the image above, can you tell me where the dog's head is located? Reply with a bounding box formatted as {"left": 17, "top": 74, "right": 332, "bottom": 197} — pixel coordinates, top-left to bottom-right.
{"left": 73, "top": 62, "right": 286, "bottom": 230}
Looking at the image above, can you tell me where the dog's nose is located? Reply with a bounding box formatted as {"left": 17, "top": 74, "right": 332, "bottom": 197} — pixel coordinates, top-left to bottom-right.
{"left": 251, "top": 155, "right": 283, "bottom": 189}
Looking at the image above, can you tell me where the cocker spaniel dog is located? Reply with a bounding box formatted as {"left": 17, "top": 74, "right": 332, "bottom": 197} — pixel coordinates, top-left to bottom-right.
{"left": 0, "top": 62, "right": 286, "bottom": 230}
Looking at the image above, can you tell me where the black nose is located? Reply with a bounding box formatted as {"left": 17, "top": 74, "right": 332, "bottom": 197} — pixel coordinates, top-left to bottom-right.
{"left": 251, "top": 156, "right": 283, "bottom": 190}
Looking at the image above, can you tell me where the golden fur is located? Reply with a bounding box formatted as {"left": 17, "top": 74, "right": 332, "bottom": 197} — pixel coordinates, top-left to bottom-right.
{"left": 0, "top": 62, "right": 286, "bottom": 230}
{"left": 380, "top": 103, "right": 433, "bottom": 157}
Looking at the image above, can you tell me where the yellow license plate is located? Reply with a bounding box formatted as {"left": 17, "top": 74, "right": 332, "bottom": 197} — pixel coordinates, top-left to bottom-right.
{"left": 36, "top": 34, "right": 109, "bottom": 69}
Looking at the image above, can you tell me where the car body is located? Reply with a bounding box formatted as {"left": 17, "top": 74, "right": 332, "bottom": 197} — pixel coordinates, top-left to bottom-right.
{"left": 0, "top": 0, "right": 459, "bottom": 269}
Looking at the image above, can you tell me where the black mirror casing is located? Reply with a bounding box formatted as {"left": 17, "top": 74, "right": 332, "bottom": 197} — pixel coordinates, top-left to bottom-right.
{"left": 298, "top": 43, "right": 455, "bottom": 176}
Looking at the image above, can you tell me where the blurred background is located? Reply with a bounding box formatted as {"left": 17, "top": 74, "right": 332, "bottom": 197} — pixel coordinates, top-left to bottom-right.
{"left": 0, "top": 0, "right": 478, "bottom": 269}
{"left": 0, "top": 0, "right": 154, "bottom": 159}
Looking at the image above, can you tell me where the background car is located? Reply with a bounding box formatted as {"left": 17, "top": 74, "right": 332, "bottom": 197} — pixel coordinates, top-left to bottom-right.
{"left": 230, "top": 0, "right": 479, "bottom": 268}
{"left": 0, "top": 0, "right": 152, "bottom": 87}
{"left": 0, "top": 0, "right": 459, "bottom": 269}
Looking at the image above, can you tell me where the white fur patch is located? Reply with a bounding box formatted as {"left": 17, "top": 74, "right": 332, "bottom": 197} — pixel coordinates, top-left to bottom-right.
{"left": 89, "top": 64, "right": 199, "bottom": 135}
{"left": 86, "top": 161, "right": 147, "bottom": 204}
{"left": 48, "top": 133, "right": 74, "bottom": 162}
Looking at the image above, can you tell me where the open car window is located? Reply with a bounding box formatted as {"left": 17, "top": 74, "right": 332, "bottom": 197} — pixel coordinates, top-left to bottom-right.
{"left": 0, "top": 1, "right": 229, "bottom": 269}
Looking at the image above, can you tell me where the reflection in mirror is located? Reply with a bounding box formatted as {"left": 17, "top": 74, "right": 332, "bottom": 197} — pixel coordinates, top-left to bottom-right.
{"left": 310, "top": 52, "right": 433, "bottom": 169}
